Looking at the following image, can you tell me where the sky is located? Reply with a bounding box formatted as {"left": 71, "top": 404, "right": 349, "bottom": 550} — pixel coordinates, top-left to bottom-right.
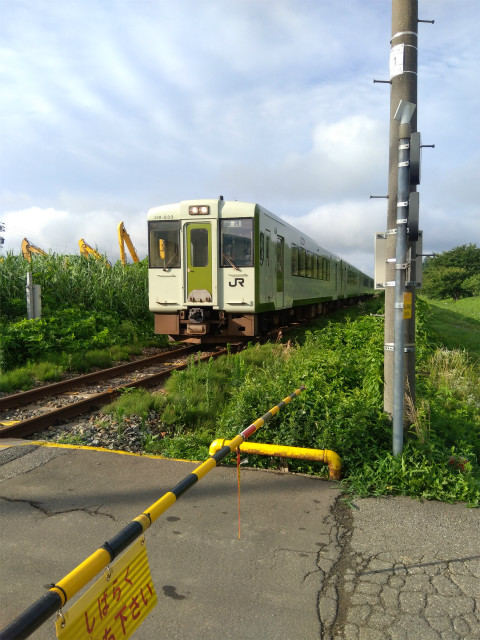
{"left": 1, "top": 0, "right": 479, "bottom": 277}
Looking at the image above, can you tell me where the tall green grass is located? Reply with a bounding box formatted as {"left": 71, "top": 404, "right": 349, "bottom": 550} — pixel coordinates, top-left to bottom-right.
{"left": 0, "top": 253, "right": 150, "bottom": 321}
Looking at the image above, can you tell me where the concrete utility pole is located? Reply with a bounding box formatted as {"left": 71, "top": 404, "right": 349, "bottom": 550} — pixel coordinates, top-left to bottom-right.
{"left": 384, "top": 0, "right": 418, "bottom": 428}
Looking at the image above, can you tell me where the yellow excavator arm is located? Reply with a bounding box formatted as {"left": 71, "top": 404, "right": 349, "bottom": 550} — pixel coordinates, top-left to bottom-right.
{"left": 78, "top": 239, "right": 111, "bottom": 266}
{"left": 21, "top": 238, "right": 47, "bottom": 262}
{"left": 118, "top": 221, "right": 139, "bottom": 265}
{"left": 78, "top": 238, "right": 103, "bottom": 260}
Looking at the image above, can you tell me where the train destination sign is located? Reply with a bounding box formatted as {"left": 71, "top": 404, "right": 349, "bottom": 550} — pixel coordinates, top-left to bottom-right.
{"left": 56, "top": 537, "right": 157, "bottom": 640}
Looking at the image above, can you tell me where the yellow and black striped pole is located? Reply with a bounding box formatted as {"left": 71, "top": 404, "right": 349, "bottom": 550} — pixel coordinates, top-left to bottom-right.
{"left": 0, "top": 386, "right": 305, "bottom": 640}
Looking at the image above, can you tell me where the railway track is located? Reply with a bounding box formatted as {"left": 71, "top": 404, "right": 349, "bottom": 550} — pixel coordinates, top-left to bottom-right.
{"left": 0, "top": 345, "right": 230, "bottom": 440}
{"left": 0, "top": 322, "right": 297, "bottom": 443}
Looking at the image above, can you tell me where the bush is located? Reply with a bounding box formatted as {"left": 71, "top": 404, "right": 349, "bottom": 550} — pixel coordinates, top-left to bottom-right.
{"left": 463, "top": 274, "right": 480, "bottom": 297}
{"left": 0, "top": 309, "right": 154, "bottom": 372}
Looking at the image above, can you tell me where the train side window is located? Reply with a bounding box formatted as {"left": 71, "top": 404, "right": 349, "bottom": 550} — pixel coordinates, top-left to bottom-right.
{"left": 260, "top": 233, "right": 264, "bottom": 265}
{"left": 221, "top": 218, "right": 254, "bottom": 267}
{"left": 148, "top": 221, "right": 180, "bottom": 269}
{"left": 347, "top": 269, "right": 357, "bottom": 285}
{"left": 306, "top": 251, "right": 312, "bottom": 278}
{"left": 313, "top": 255, "right": 318, "bottom": 279}
{"left": 326, "top": 260, "right": 331, "bottom": 281}
{"left": 299, "top": 248, "right": 306, "bottom": 277}
{"left": 291, "top": 244, "right": 299, "bottom": 275}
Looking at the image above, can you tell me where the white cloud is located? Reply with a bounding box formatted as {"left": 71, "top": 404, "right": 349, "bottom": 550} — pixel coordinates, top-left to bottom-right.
{"left": 285, "top": 198, "right": 385, "bottom": 252}
{"left": 0, "top": 0, "right": 479, "bottom": 275}
{"left": 2, "top": 205, "right": 146, "bottom": 261}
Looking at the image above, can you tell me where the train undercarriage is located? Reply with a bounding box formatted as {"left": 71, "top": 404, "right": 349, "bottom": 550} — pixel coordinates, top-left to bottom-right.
{"left": 153, "top": 296, "right": 369, "bottom": 344}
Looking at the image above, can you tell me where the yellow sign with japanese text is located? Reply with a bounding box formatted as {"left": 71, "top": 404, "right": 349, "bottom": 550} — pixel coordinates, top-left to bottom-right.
{"left": 56, "top": 537, "right": 157, "bottom": 640}
{"left": 403, "top": 292, "right": 412, "bottom": 319}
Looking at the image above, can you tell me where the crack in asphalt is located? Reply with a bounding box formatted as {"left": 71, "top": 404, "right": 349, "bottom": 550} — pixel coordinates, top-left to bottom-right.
{"left": 314, "top": 497, "right": 354, "bottom": 639}
{"left": 320, "top": 500, "right": 480, "bottom": 640}
{"left": 0, "top": 495, "right": 117, "bottom": 520}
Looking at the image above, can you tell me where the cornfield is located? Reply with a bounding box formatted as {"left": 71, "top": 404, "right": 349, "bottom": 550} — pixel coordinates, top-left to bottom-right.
{"left": 0, "top": 253, "right": 150, "bottom": 321}
{"left": 0, "top": 252, "right": 156, "bottom": 372}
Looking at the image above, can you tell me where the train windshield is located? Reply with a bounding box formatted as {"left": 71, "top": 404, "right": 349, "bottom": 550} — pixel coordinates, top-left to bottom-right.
{"left": 220, "top": 218, "right": 254, "bottom": 268}
{"left": 148, "top": 221, "right": 181, "bottom": 269}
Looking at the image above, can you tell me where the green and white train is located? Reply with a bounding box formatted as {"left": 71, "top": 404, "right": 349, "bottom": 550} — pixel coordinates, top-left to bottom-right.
{"left": 148, "top": 197, "right": 373, "bottom": 342}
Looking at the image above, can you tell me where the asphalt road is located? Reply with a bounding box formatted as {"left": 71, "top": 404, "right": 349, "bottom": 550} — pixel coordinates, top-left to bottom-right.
{"left": 0, "top": 443, "right": 479, "bottom": 639}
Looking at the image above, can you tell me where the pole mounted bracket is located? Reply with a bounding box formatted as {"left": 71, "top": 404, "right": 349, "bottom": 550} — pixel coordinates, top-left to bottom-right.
{"left": 394, "top": 100, "right": 416, "bottom": 125}
{"left": 384, "top": 343, "right": 416, "bottom": 353}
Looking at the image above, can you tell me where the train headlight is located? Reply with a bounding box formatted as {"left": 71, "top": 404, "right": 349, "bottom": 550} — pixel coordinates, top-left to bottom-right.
{"left": 189, "top": 205, "right": 210, "bottom": 215}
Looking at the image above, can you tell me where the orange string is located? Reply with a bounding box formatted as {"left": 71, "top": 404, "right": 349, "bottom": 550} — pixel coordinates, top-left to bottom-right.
{"left": 236, "top": 448, "right": 241, "bottom": 539}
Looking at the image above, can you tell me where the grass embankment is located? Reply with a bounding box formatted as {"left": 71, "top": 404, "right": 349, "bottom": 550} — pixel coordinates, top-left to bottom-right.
{"left": 422, "top": 297, "right": 480, "bottom": 360}
{"left": 102, "top": 296, "right": 480, "bottom": 506}
{"left": 0, "top": 308, "right": 168, "bottom": 391}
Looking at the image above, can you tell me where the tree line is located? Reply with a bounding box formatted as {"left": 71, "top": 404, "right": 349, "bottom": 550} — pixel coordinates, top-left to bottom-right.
{"left": 422, "top": 243, "right": 480, "bottom": 301}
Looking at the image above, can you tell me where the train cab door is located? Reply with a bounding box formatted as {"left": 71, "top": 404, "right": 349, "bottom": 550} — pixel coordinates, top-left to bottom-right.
{"left": 264, "top": 229, "right": 274, "bottom": 303}
{"left": 275, "top": 235, "right": 284, "bottom": 308}
{"left": 185, "top": 222, "right": 213, "bottom": 303}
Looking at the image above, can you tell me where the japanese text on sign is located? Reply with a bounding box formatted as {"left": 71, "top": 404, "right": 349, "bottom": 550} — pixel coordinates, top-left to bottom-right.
{"left": 56, "top": 538, "right": 157, "bottom": 640}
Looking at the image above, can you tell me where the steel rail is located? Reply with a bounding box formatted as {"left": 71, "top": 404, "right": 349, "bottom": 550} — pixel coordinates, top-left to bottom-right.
{"left": 0, "top": 348, "right": 228, "bottom": 439}
{"left": 0, "top": 346, "right": 199, "bottom": 411}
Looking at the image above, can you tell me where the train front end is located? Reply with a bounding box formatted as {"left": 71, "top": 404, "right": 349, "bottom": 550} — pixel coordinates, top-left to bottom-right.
{"left": 148, "top": 198, "right": 257, "bottom": 342}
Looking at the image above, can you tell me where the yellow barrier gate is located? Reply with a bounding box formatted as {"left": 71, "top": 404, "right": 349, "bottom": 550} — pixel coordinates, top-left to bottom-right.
{"left": 209, "top": 440, "right": 342, "bottom": 480}
{"left": 0, "top": 386, "right": 305, "bottom": 640}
